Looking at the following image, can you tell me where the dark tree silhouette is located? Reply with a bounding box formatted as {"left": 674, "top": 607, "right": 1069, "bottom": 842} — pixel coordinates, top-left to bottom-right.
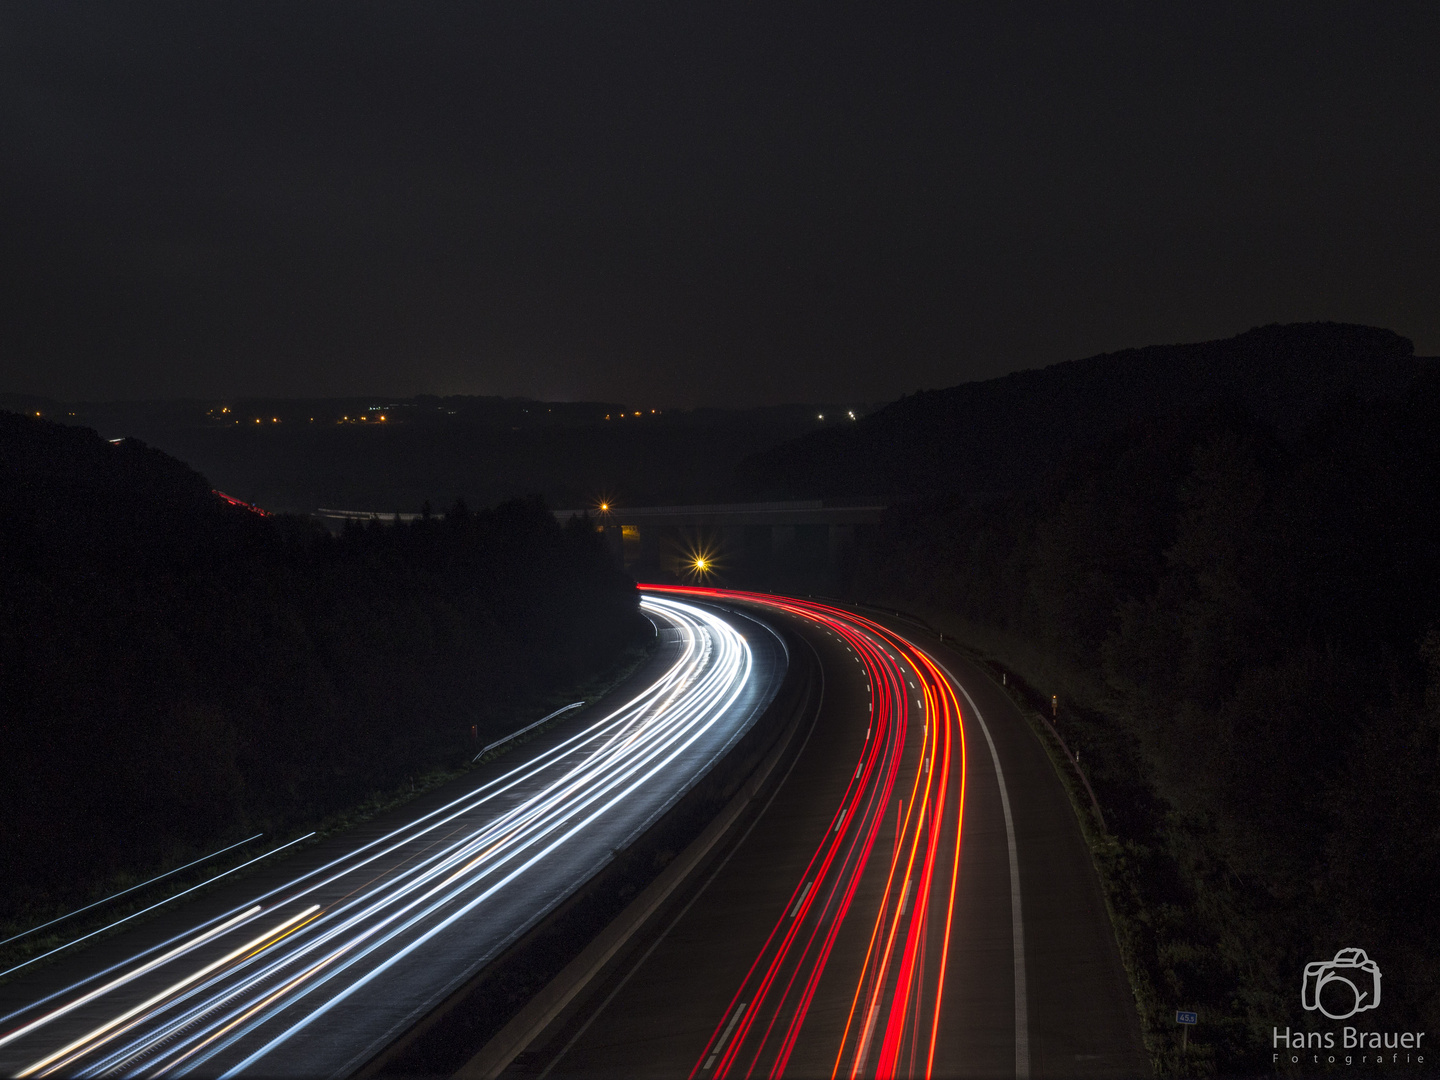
{"left": 0, "top": 411, "right": 645, "bottom": 922}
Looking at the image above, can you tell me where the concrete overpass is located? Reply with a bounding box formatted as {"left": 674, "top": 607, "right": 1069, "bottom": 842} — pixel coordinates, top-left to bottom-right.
{"left": 552, "top": 500, "right": 887, "bottom": 587}
{"left": 315, "top": 499, "right": 887, "bottom": 589}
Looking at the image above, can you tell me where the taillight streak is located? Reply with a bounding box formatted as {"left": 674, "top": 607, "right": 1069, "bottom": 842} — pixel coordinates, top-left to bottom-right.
{"left": 649, "top": 587, "right": 967, "bottom": 1080}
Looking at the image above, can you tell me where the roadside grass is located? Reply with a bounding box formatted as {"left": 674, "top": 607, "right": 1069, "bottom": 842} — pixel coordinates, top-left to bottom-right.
{"left": 0, "top": 638, "right": 659, "bottom": 989}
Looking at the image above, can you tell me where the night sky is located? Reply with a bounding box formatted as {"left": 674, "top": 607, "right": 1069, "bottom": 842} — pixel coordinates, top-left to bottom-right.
{"left": 2, "top": 3, "right": 1437, "bottom": 406}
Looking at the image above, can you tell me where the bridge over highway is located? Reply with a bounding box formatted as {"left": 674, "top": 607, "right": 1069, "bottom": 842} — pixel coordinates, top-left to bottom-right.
{"left": 316, "top": 500, "right": 887, "bottom": 590}
{"left": 550, "top": 501, "right": 887, "bottom": 588}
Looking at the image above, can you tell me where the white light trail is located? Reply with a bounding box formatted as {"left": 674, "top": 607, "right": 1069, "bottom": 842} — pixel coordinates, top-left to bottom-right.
{"left": 0, "top": 835, "right": 264, "bottom": 949}
{"left": 19, "top": 908, "right": 320, "bottom": 1078}
{"left": 1, "top": 596, "right": 763, "bottom": 1080}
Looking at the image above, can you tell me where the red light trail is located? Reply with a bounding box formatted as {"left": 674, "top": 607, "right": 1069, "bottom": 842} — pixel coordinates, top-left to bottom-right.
{"left": 643, "top": 586, "right": 968, "bottom": 1079}
{"left": 211, "top": 490, "right": 269, "bottom": 516}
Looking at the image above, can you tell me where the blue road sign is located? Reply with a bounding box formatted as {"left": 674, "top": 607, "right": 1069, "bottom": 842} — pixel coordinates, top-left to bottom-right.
{"left": 1176, "top": 1011, "right": 1198, "bottom": 1025}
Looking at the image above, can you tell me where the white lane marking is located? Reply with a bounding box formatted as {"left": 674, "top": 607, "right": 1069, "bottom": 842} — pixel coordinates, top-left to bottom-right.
{"left": 790, "top": 881, "right": 814, "bottom": 918}
{"left": 853, "top": 874, "right": 906, "bottom": 1079}
{"left": 704, "top": 1000, "right": 748, "bottom": 1069}
{"left": 936, "top": 657, "right": 1030, "bottom": 1080}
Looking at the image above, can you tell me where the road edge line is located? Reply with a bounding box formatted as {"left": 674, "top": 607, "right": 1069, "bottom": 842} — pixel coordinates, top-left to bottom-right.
{"left": 934, "top": 656, "right": 1031, "bottom": 1080}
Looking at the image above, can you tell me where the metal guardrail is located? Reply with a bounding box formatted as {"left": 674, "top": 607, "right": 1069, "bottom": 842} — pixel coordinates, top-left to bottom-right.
{"left": 472, "top": 702, "right": 586, "bottom": 762}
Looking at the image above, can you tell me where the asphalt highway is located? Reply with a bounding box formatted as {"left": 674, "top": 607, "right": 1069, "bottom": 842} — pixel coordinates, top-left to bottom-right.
{"left": 0, "top": 594, "right": 786, "bottom": 1079}
{"left": 502, "top": 587, "right": 1147, "bottom": 1079}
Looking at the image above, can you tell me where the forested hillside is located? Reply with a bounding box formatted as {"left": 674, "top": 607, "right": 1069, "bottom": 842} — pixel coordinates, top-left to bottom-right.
{"left": 848, "top": 365, "right": 1440, "bottom": 1070}
{"left": 741, "top": 322, "right": 1423, "bottom": 500}
{"left": 0, "top": 412, "right": 645, "bottom": 923}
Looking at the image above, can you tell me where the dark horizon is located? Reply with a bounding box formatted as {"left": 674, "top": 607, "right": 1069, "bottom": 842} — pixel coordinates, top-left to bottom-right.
{"left": 5, "top": 320, "right": 1436, "bottom": 416}
{"left": 4, "top": 4, "right": 1439, "bottom": 406}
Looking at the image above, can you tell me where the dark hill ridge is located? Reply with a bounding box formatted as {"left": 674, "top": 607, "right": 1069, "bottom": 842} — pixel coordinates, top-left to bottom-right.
{"left": 0, "top": 410, "right": 254, "bottom": 575}
{"left": 841, "top": 351, "right": 1440, "bottom": 1070}
{"left": 740, "top": 322, "right": 1424, "bottom": 500}
{"left": 0, "top": 411, "right": 642, "bottom": 922}
{"left": 0, "top": 396, "right": 867, "bottom": 515}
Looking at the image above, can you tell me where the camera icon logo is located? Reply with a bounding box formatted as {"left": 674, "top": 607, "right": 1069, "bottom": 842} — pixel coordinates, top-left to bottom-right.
{"left": 1302, "top": 948, "right": 1382, "bottom": 1020}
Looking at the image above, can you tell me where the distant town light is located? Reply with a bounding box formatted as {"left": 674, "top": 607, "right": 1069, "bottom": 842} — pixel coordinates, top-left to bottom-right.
{"left": 817, "top": 413, "right": 825, "bottom": 420}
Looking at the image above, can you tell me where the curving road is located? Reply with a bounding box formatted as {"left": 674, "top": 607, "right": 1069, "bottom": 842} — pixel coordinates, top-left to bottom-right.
{"left": 0, "top": 594, "right": 786, "bottom": 1079}
{"left": 502, "top": 587, "right": 1146, "bottom": 1079}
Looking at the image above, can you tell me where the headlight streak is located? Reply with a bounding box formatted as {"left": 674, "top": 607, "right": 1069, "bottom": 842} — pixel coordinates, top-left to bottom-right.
{"left": 19, "top": 908, "right": 321, "bottom": 1079}
{"left": 0, "top": 910, "right": 264, "bottom": 1055}
{"left": 1, "top": 607, "right": 720, "bottom": 1036}
{"left": 203, "top": 606, "right": 755, "bottom": 1078}
{"left": 3, "top": 596, "right": 765, "bottom": 1079}
{"left": 650, "top": 586, "right": 967, "bottom": 1080}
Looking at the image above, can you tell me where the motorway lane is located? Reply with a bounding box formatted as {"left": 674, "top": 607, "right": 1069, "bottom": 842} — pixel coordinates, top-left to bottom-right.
{"left": 511, "top": 588, "right": 1145, "bottom": 1079}
{"left": 689, "top": 601, "right": 967, "bottom": 1078}
{"left": 920, "top": 644, "right": 1145, "bottom": 1078}
{"left": 0, "top": 595, "right": 786, "bottom": 1079}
